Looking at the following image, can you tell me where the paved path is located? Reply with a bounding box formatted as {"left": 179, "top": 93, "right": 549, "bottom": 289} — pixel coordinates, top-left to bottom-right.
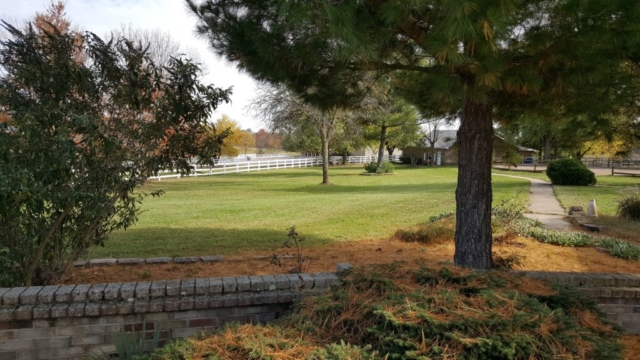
{"left": 493, "top": 173, "right": 572, "bottom": 231}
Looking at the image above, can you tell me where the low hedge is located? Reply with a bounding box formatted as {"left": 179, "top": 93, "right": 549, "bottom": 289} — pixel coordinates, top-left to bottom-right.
{"left": 546, "top": 158, "right": 596, "bottom": 185}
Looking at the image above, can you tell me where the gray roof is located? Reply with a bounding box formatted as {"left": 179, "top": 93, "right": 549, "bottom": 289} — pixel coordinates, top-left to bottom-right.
{"left": 424, "top": 130, "right": 457, "bottom": 149}
{"left": 425, "top": 131, "right": 539, "bottom": 153}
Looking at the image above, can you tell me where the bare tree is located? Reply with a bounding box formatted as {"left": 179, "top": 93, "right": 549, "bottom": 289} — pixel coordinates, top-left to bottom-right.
{"left": 249, "top": 83, "right": 349, "bottom": 184}
{"left": 108, "top": 24, "right": 207, "bottom": 73}
{"left": 422, "top": 118, "right": 449, "bottom": 166}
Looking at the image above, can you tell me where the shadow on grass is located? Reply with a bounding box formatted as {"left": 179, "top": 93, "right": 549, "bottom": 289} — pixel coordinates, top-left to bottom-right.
{"left": 86, "top": 227, "right": 333, "bottom": 260}
{"left": 276, "top": 180, "right": 527, "bottom": 195}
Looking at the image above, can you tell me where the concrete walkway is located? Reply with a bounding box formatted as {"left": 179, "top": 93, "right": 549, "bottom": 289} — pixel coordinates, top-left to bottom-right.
{"left": 493, "top": 173, "right": 572, "bottom": 231}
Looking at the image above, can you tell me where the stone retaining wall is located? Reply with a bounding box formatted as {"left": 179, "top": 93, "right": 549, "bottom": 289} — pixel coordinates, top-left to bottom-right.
{"left": 2, "top": 270, "right": 640, "bottom": 360}
{"left": 0, "top": 272, "right": 338, "bottom": 360}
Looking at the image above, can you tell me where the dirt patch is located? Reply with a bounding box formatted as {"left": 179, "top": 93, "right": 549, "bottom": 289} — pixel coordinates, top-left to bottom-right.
{"left": 62, "top": 236, "right": 640, "bottom": 284}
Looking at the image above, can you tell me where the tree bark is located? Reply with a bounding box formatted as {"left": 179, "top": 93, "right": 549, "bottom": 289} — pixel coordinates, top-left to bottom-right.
{"left": 320, "top": 135, "right": 330, "bottom": 185}
{"left": 377, "top": 124, "right": 387, "bottom": 167}
{"left": 543, "top": 133, "right": 552, "bottom": 160}
{"left": 454, "top": 98, "right": 494, "bottom": 270}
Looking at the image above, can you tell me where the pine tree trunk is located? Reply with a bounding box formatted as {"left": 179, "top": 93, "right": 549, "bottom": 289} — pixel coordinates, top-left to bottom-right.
{"left": 454, "top": 98, "right": 494, "bottom": 269}
{"left": 543, "top": 133, "right": 552, "bottom": 160}
{"left": 321, "top": 135, "right": 330, "bottom": 185}
{"left": 377, "top": 124, "right": 387, "bottom": 167}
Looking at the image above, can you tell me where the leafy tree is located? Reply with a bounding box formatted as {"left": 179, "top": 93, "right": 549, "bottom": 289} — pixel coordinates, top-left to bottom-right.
{"left": 188, "top": 0, "right": 640, "bottom": 269}
{"left": 254, "top": 129, "right": 283, "bottom": 153}
{"left": 0, "top": 19, "right": 229, "bottom": 285}
{"left": 250, "top": 84, "right": 352, "bottom": 184}
{"left": 213, "top": 114, "right": 249, "bottom": 158}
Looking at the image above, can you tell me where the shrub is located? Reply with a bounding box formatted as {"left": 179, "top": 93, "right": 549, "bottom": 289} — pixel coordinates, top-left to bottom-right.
{"left": 363, "top": 161, "right": 394, "bottom": 174}
{"left": 546, "top": 158, "right": 596, "bottom": 185}
{"left": 617, "top": 186, "right": 640, "bottom": 221}
{"left": 146, "top": 264, "right": 622, "bottom": 360}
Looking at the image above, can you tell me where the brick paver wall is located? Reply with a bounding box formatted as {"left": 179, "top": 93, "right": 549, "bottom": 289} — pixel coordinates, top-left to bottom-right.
{"left": 1, "top": 270, "right": 639, "bottom": 359}
{"left": 0, "top": 272, "right": 338, "bottom": 360}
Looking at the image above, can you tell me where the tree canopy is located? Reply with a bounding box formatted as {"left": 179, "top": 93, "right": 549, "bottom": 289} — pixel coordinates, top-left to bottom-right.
{"left": 188, "top": 0, "right": 640, "bottom": 268}
{"left": 0, "top": 11, "right": 229, "bottom": 285}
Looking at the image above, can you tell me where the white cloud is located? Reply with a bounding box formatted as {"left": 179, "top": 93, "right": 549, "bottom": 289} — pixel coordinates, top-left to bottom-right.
{"left": 0, "top": 0, "right": 264, "bottom": 131}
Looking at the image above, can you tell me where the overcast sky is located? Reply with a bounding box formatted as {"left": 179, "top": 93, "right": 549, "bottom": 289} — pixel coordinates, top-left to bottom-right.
{"left": 0, "top": 0, "right": 264, "bottom": 131}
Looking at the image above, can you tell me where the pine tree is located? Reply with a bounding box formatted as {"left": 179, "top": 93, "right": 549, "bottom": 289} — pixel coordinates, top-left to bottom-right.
{"left": 187, "top": 0, "right": 640, "bottom": 269}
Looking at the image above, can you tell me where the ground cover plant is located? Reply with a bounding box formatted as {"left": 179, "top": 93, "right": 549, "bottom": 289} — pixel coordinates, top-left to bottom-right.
{"left": 145, "top": 263, "right": 623, "bottom": 360}
{"left": 85, "top": 166, "right": 530, "bottom": 259}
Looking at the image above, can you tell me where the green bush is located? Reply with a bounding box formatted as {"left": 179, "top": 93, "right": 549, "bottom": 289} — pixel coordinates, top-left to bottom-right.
{"left": 363, "top": 161, "right": 394, "bottom": 174}
{"left": 617, "top": 187, "right": 640, "bottom": 221}
{"left": 546, "top": 158, "right": 596, "bottom": 185}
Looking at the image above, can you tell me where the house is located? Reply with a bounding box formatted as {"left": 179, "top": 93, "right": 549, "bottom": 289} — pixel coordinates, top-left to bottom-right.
{"left": 403, "top": 130, "right": 538, "bottom": 165}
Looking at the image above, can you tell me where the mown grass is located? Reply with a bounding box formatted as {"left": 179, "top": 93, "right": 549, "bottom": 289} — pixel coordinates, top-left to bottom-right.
{"left": 553, "top": 176, "right": 640, "bottom": 216}
{"left": 491, "top": 168, "right": 551, "bottom": 181}
{"left": 85, "top": 165, "right": 530, "bottom": 259}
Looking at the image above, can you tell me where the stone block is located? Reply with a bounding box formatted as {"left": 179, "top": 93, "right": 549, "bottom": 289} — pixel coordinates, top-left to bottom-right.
{"left": 35, "top": 285, "right": 58, "bottom": 304}
{"left": 149, "top": 298, "right": 164, "bottom": 313}
{"left": 248, "top": 276, "right": 264, "bottom": 292}
{"left": 221, "top": 294, "right": 238, "bottom": 307}
{"left": 150, "top": 281, "right": 167, "bottom": 298}
{"left": 624, "top": 288, "right": 637, "bottom": 298}
{"left": 134, "top": 299, "right": 149, "bottom": 314}
{"left": 71, "top": 334, "right": 104, "bottom": 346}
{"left": 104, "top": 283, "right": 122, "bottom": 300}
{"left": 208, "top": 295, "right": 223, "bottom": 308}
{"left": 0, "top": 288, "right": 10, "bottom": 300}
{"left": 32, "top": 304, "right": 51, "bottom": 319}
{"left": 100, "top": 302, "right": 118, "bottom": 316}
{"left": 208, "top": 278, "right": 223, "bottom": 294}
{"left": 135, "top": 282, "right": 151, "bottom": 299}
{"left": 55, "top": 346, "right": 86, "bottom": 357}
{"left": 277, "top": 291, "right": 293, "bottom": 303}
{"left": 54, "top": 285, "right": 76, "bottom": 303}
{"left": 68, "top": 303, "right": 85, "bottom": 317}
{"left": 236, "top": 276, "right": 251, "bottom": 292}
{"left": 337, "top": 262, "right": 353, "bottom": 274}
{"left": 2, "top": 287, "right": 27, "bottom": 306}
{"left": 71, "top": 284, "right": 91, "bottom": 302}
{"left": 222, "top": 277, "right": 237, "bottom": 293}
{"left": 261, "top": 275, "right": 277, "bottom": 291}
{"left": 73, "top": 261, "right": 87, "bottom": 268}
{"left": 299, "top": 274, "right": 315, "bottom": 290}
{"left": 89, "top": 258, "right": 117, "bottom": 267}
{"left": 85, "top": 303, "right": 101, "bottom": 317}
{"left": 87, "top": 284, "right": 107, "bottom": 301}
{"left": 18, "top": 287, "right": 43, "bottom": 305}
{"left": 200, "top": 255, "right": 223, "bottom": 263}
{"left": 180, "top": 297, "right": 195, "bottom": 311}
{"left": 286, "top": 274, "right": 302, "bottom": 290}
{"left": 164, "top": 298, "right": 180, "bottom": 312}
{"left": 310, "top": 273, "right": 328, "bottom": 289}
{"left": 146, "top": 257, "right": 172, "bottom": 264}
{"left": 118, "top": 258, "right": 144, "bottom": 265}
{"left": 117, "top": 301, "right": 134, "bottom": 315}
{"left": 174, "top": 257, "right": 198, "bottom": 264}
{"left": 1, "top": 339, "right": 33, "bottom": 351}
{"left": 323, "top": 273, "right": 340, "bottom": 287}
{"left": 195, "top": 279, "right": 209, "bottom": 295}
{"left": 274, "top": 275, "right": 290, "bottom": 290}
{"left": 181, "top": 279, "right": 196, "bottom": 296}
{"left": 236, "top": 293, "right": 251, "bottom": 306}
{"left": 19, "top": 327, "right": 52, "bottom": 339}
{"left": 195, "top": 296, "right": 209, "bottom": 309}
{"left": 14, "top": 305, "right": 33, "bottom": 321}
{"left": 166, "top": 280, "right": 181, "bottom": 296}
{"left": 119, "top": 282, "right": 137, "bottom": 300}
{"left": 51, "top": 304, "right": 69, "bottom": 318}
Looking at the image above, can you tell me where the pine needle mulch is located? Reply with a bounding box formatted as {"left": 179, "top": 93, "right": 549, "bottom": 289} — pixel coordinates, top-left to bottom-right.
{"left": 147, "top": 262, "right": 624, "bottom": 360}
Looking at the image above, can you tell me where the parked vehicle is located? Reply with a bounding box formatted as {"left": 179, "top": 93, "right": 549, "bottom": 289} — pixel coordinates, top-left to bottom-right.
{"left": 523, "top": 157, "right": 535, "bottom": 164}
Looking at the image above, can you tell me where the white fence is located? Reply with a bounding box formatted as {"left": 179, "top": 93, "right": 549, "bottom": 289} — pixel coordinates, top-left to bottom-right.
{"left": 150, "top": 155, "right": 402, "bottom": 181}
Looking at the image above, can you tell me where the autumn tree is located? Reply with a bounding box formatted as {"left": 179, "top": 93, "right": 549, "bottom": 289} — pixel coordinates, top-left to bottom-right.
{"left": 188, "top": 0, "right": 640, "bottom": 269}
{"left": 250, "top": 84, "right": 351, "bottom": 184}
{"left": 254, "top": 129, "right": 283, "bottom": 152}
{"left": 0, "top": 19, "right": 229, "bottom": 286}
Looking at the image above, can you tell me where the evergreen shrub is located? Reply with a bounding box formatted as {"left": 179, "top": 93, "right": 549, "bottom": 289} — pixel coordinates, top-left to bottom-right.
{"left": 546, "top": 158, "right": 596, "bottom": 185}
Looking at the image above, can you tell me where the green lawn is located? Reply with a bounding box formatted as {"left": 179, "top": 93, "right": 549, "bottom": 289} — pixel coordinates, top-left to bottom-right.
{"left": 553, "top": 176, "right": 640, "bottom": 216}
{"left": 86, "top": 165, "right": 530, "bottom": 259}
{"left": 491, "top": 168, "right": 551, "bottom": 181}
